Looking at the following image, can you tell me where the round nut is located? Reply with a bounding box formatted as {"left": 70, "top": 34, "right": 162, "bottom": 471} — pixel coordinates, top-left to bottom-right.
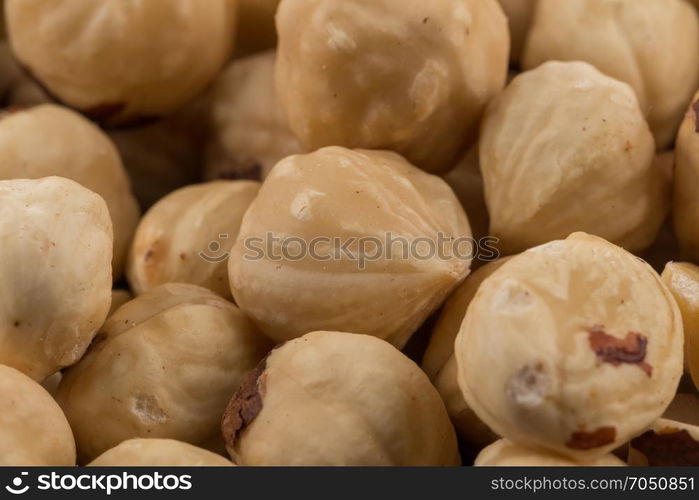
{"left": 55, "top": 283, "right": 271, "bottom": 463}
{"left": 89, "top": 439, "right": 233, "bottom": 467}
{"left": 0, "top": 364, "right": 76, "bottom": 466}
{"left": 205, "top": 51, "right": 303, "bottom": 182}
{"left": 523, "top": 0, "right": 699, "bottom": 149}
{"left": 481, "top": 61, "right": 667, "bottom": 255}
{"left": 629, "top": 418, "right": 699, "bottom": 466}
{"left": 222, "top": 331, "right": 460, "bottom": 466}
{"left": 234, "top": 0, "right": 280, "bottom": 57}
{"left": 229, "top": 146, "right": 472, "bottom": 348}
{"left": 128, "top": 181, "right": 260, "bottom": 300}
{"left": 674, "top": 91, "right": 699, "bottom": 263}
{"left": 0, "top": 104, "right": 140, "bottom": 278}
{"left": 475, "top": 439, "right": 625, "bottom": 467}
{"left": 275, "top": 0, "right": 509, "bottom": 173}
{"left": 497, "top": 0, "right": 536, "bottom": 63}
{"left": 661, "top": 262, "right": 699, "bottom": 389}
{"left": 0, "top": 176, "right": 113, "bottom": 380}
{"left": 6, "top": 0, "right": 237, "bottom": 125}
{"left": 455, "top": 232, "right": 684, "bottom": 460}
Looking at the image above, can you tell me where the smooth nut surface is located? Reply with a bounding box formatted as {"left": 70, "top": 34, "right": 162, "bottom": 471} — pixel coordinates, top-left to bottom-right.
{"left": 206, "top": 51, "right": 303, "bottom": 182}
{"left": 229, "top": 146, "right": 472, "bottom": 348}
{"left": 0, "top": 176, "right": 113, "bottom": 381}
{"left": 661, "top": 262, "right": 699, "bottom": 390}
{"left": 6, "top": 0, "right": 237, "bottom": 125}
{"left": 128, "top": 181, "right": 260, "bottom": 299}
{"left": 481, "top": 61, "right": 667, "bottom": 255}
{"left": 0, "top": 364, "right": 76, "bottom": 466}
{"left": 456, "top": 233, "right": 683, "bottom": 460}
{"left": 674, "top": 91, "right": 699, "bottom": 263}
{"left": 56, "top": 283, "right": 271, "bottom": 463}
{"left": 523, "top": 0, "right": 699, "bottom": 149}
{"left": 222, "top": 331, "right": 460, "bottom": 466}
{"left": 89, "top": 439, "right": 233, "bottom": 467}
{"left": 0, "top": 104, "right": 139, "bottom": 278}
{"left": 628, "top": 418, "right": 699, "bottom": 466}
{"left": 276, "top": 0, "right": 509, "bottom": 173}
{"left": 475, "top": 439, "right": 625, "bottom": 467}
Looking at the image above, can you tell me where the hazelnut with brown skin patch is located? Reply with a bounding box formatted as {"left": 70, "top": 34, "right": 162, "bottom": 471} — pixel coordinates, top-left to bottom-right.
{"left": 455, "top": 233, "right": 683, "bottom": 461}
{"left": 222, "top": 331, "right": 460, "bottom": 466}
{"left": 629, "top": 419, "right": 699, "bottom": 466}
{"left": 475, "top": 439, "right": 626, "bottom": 467}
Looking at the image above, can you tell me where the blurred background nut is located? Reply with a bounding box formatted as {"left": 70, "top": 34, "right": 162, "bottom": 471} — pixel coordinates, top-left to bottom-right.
{"left": 0, "top": 364, "right": 76, "bottom": 466}
{"left": 229, "top": 147, "right": 472, "bottom": 348}
{"left": 475, "top": 439, "right": 625, "bottom": 467}
{"left": 234, "top": 0, "right": 280, "bottom": 57}
{"left": 5, "top": 0, "right": 237, "bottom": 125}
{"left": 456, "top": 233, "right": 683, "bottom": 460}
{"left": 128, "top": 181, "right": 260, "bottom": 300}
{"left": 0, "top": 177, "right": 113, "bottom": 381}
{"left": 497, "top": 0, "right": 536, "bottom": 65}
{"left": 423, "top": 259, "right": 510, "bottom": 446}
{"left": 481, "top": 61, "right": 667, "bottom": 255}
{"left": 222, "top": 331, "right": 460, "bottom": 466}
{"left": 628, "top": 419, "right": 699, "bottom": 466}
{"left": 89, "top": 439, "right": 233, "bottom": 467}
{"left": 661, "top": 262, "right": 699, "bottom": 390}
{"left": 56, "top": 283, "right": 272, "bottom": 463}
{"left": 523, "top": 0, "right": 699, "bottom": 150}
{"left": 275, "top": 0, "right": 509, "bottom": 173}
{"left": 674, "top": 91, "right": 699, "bottom": 263}
{"left": 0, "top": 104, "right": 139, "bottom": 278}
{"left": 205, "top": 51, "right": 303, "bottom": 182}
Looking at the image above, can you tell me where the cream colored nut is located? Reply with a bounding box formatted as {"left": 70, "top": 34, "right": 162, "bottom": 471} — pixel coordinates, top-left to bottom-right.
{"left": 222, "top": 331, "right": 460, "bottom": 466}
{"left": 442, "top": 147, "right": 489, "bottom": 241}
{"left": 6, "top": 0, "right": 237, "bottom": 125}
{"left": 0, "top": 364, "right": 76, "bottom": 466}
{"left": 206, "top": 51, "right": 303, "bottom": 182}
{"left": 229, "top": 147, "right": 472, "bottom": 348}
{"left": 235, "top": 0, "right": 280, "bottom": 57}
{"left": 0, "top": 177, "right": 113, "bottom": 381}
{"left": 481, "top": 61, "right": 667, "bottom": 255}
{"left": 0, "top": 104, "right": 140, "bottom": 278}
{"left": 89, "top": 439, "right": 233, "bottom": 467}
{"left": 476, "top": 439, "right": 625, "bottom": 467}
{"left": 456, "top": 232, "right": 683, "bottom": 460}
{"left": 497, "top": 0, "right": 536, "bottom": 64}
{"left": 109, "top": 290, "right": 133, "bottom": 317}
{"left": 523, "top": 0, "right": 699, "bottom": 149}
{"left": 128, "top": 181, "right": 259, "bottom": 300}
{"left": 55, "top": 283, "right": 271, "bottom": 463}
{"left": 663, "top": 393, "right": 699, "bottom": 427}
{"left": 628, "top": 418, "right": 699, "bottom": 466}
{"left": 675, "top": 91, "right": 699, "bottom": 263}
{"left": 275, "top": 0, "right": 509, "bottom": 173}
{"left": 661, "top": 262, "right": 699, "bottom": 388}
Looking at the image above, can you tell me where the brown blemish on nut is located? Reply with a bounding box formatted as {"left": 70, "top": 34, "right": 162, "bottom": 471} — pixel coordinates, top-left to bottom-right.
{"left": 631, "top": 428, "right": 699, "bottom": 466}
{"left": 693, "top": 100, "right": 699, "bottom": 133}
{"left": 566, "top": 426, "right": 616, "bottom": 450}
{"left": 221, "top": 356, "right": 268, "bottom": 448}
{"left": 588, "top": 327, "right": 652, "bottom": 376}
{"left": 144, "top": 249, "right": 155, "bottom": 261}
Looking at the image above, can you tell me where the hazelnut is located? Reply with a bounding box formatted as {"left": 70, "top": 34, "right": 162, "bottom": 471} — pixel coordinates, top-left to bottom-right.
{"left": 222, "top": 331, "right": 460, "bottom": 466}
{"left": 89, "top": 439, "right": 233, "bottom": 467}
{"left": 661, "top": 262, "right": 699, "bottom": 389}
{"left": 674, "top": 91, "right": 699, "bottom": 262}
{"left": 128, "top": 181, "right": 260, "bottom": 300}
{"left": 55, "top": 283, "right": 272, "bottom": 463}
{"left": 206, "top": 51, "right": 303, "bottom": 182}
{"left": 523, "top": 0, "right": 699, "bottom": 149}
{"left": 628, "top": 418, "right": 699, "bottom": 466}
{"left": 6, "top": 0, "right": 236, "bottom": 125}
{"left": 0, "top": 104, "right": 140, "bottom": 278}
{"left": 229, "top": 147, "right": 472, "bottom": 348}
{"left": 455, "top": 232, "right": 684, "bottom": 460}
{"left": 275, "top": 0, "right": 509, "bottom": 173}
{"left": 497, "top": 0, "right": 536, "bottom": 64}
{"left": 481, "top": 61, "right": 668, "bottom": 255}
{"left": 0, "top": 364, "right": 76, "bottom": 466}
{"left": 234, "top": 0, "right": 280, "bottom": 57}
{"left": 0, "top": 177, "right": 113, "bottom": 381}
{"left": 475, "top": 439, "right": 625, "bottom": 467}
